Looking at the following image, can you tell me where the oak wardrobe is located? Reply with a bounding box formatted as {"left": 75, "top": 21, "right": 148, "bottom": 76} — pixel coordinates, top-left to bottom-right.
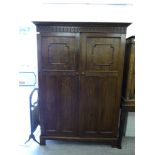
{"left": 34, "top": 22, "right": 130, "bottom": 148}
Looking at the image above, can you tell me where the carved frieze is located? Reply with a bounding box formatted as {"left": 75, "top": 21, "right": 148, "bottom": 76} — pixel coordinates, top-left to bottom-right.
{"left": 37, "top": 25, "right": 126, "bottom": 34}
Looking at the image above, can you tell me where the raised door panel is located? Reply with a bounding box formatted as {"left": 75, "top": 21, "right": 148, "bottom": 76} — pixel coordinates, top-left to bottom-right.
{"left": 41, "top": 34, "right": 78, "bottom": 71}
{"left": 81, "top": 33, "right": 122, "bottom": 72}
{"left": 79, "top": 75, "right": 119, "bottom": 137}
{"left": 40, "top": 73, "right": 78, "bottom": 136}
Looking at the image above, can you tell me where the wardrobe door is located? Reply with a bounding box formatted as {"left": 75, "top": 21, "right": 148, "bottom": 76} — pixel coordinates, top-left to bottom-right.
{"left": 39, "top": 33, "right": 79, "bottom": 136}
{"left": 79, "top": 33, "right": 125, "bottom": 138}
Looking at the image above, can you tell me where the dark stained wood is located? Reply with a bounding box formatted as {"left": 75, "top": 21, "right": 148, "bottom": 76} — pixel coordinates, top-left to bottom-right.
{"left": 41, "top": 73, "right": 78, "bottom": 136}
{"left": 34, "top": 22, "right": 130, "bottom": 148}
{"left": 41, "top": 33, "right": 79, "bottom": 71}
{"left": 79, "top": 76, "right": 118, "bottom": 137}
{"left": 122, "top": 98, "right": 135, "bottom": 112}
{"left": 118, "top": 36, "right": 135, "bottom": 148}
{"left": 34, "top": 22, "right": 130, "bottom": 34}
{"left": 79, "top": 33, "right": 124, "bottom": 139}
{"left": 122, "top": 36, "right": 135, "bottom": 108}
{"left": 40, "top": 137, "right": 46, "bottom": 145}
{"left": 117, "top": 108, "right": 128, "bottom": 149}
{"left": 38, "top": 32, "right": 79, "bottom": 137}
{"left": 40, "top": 135, "right": 118, "bottom": 142}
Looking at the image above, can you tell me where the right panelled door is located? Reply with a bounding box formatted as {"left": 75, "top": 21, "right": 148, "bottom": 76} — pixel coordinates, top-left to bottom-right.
{"left": 79, "top": 33, "right": 124, "bottom": 138}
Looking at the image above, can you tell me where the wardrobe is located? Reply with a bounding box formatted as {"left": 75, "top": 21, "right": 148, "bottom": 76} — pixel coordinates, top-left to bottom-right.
{"left": 34, "top": 22, "right": 130, "bottom": 148}
{"left": 118, "top": 36, "right": 135, "bottom": 148}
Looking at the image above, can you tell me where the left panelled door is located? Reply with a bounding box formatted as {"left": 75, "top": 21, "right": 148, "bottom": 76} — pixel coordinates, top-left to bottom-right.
{"left": 39, "top": 33, "right": 79, "bottom": 137}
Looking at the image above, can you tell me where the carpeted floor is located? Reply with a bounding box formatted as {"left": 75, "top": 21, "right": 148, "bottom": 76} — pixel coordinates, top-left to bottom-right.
{"left": 10, "top": 137, "right": 134, "bottom": 155}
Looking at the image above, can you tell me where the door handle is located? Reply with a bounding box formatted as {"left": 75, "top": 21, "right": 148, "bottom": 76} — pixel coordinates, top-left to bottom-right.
{"left": 81, "top": 72, "right": 85, "bottom": 75}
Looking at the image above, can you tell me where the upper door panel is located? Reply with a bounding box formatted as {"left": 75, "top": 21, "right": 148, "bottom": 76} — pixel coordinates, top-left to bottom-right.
{"left": 41, "top": 33, "right": 79, "bottom": 71}
{"left": 81, "top": 33, "right": 123, "bottom": 73}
